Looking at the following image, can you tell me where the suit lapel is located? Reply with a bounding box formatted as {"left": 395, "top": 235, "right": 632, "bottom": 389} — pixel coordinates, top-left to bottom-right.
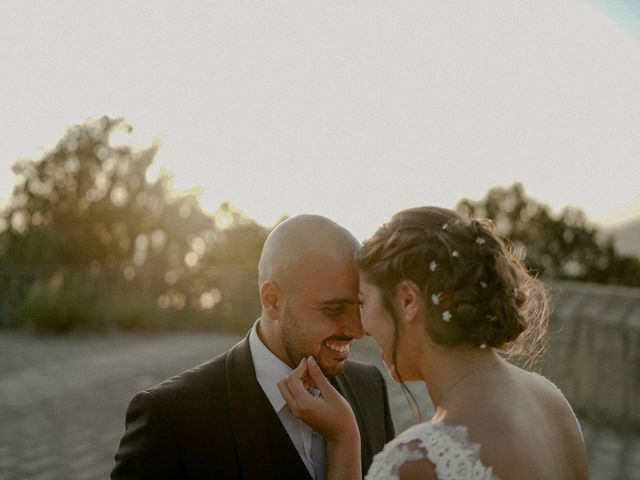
{"left": 226, "top": 334, "right": 312, "bottom": 480}
{"left": 332, "top": 366, "right": 374, "bottom": 468}
{"left": 226, "top": 335, "right": 275, "bottom": 479}
{"left": 226, "top": 337, "right": 378, "bottom": 478}
{"left": 259, "top": 393, "right": 312, "bottom": 479}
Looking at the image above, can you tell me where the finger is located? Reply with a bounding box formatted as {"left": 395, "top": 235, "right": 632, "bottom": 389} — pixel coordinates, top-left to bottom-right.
{"left": 302, "top": 371, "right": 316, "bottom": 390}
{"left": 291, "top": 358, "right": 311, "bottom": 389}
{"left": 306, "top": 356, "right": 335, "bottom": 396}
{"left": 277, "top": 379, "right": 297, "bottom": 410}
{"left": 292, "top": 357, "right": 308, "bottom": 380}
{"left": 285, "top": 371, "right": 313, "bottom": 399}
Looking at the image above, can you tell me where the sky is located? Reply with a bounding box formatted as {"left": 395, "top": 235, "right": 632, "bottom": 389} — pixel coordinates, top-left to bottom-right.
{"left": 1, "top": 0, "right": 639, "bottom": 240}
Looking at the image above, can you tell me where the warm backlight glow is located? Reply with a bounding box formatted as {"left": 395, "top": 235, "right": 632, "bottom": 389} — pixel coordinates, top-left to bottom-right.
{"left": 1, "top": 1, "right": 639, "bottom": 241}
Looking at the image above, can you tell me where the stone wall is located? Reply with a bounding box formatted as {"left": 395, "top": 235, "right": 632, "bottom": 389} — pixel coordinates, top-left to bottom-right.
{"left": 543, "top": 280, "right": 640, "bottom": 428}
{"left": 1, "top": 266, "right": 637, "bottom": 427}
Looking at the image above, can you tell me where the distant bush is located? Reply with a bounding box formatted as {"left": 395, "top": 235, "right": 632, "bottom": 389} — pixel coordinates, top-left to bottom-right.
{"left": 106, "top": 292, "right": 165, "bottom": 331}
{"left": 8, "top": 266, "right": 262, "bottom": 334}
{"left": 16, "top": 275, "right": 98, "bottom": 333}
{"left": 15, "top": 271, "right": 166, "bottom": 333}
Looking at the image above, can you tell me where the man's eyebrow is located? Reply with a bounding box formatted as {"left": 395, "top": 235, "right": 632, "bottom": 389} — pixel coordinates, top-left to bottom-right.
{"left": 318, "top": 299, "right": 358, "bottom": 306}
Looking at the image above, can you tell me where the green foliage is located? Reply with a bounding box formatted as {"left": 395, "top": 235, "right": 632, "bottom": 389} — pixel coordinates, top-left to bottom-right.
{"left": 0, "top": 116, "right": 214, "bottom": 271}
{"left": 457, "top": 183, "right": 640, "bottom": 287}
{"left": 202, "top": 202, "right": 274, "bottom": 267}
{"left": 106, "top": 291, "right": 165, "bottom": 331}
{"left": 5, "top": 115, "right": 637, "bottom": 333}
{"left": 0, "top": 117, "right": 273, "bottom": 332}
{"left": 16, "top": 275, "right": 98, "bottom": 333}
{"left": 15, "top": 270, "right": 163, "bottom": 333}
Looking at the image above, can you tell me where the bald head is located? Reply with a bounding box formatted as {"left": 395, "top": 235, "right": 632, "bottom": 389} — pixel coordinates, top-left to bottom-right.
{"left": 257, "top": 215, "right": 364, "bottom": 374}
{"left": 258, "top": 214, "right": 359, "bottom": 287}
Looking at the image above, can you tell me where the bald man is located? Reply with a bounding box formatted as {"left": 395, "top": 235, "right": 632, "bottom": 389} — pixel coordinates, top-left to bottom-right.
{"left": 112, "top": 215, "right": 395, "bottom": 480}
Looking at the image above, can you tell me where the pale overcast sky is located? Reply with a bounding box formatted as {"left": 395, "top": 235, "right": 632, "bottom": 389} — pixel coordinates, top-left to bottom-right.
{"left": 1, "top": 0, "right": 639, "bottom": 240}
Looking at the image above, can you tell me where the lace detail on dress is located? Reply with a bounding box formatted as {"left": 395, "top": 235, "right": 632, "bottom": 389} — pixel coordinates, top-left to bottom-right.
{"left": 366, "top": 421, "right": 498, "bottom": 480}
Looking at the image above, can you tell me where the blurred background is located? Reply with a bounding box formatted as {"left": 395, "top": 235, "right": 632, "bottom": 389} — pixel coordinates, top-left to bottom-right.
{"left": 1, "top": 1, "right": 639, "bottom": 479}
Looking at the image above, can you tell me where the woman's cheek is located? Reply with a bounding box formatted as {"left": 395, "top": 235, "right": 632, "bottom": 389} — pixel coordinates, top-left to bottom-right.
{"left": 361, "top": 306, "right": 376, "bottom": 335}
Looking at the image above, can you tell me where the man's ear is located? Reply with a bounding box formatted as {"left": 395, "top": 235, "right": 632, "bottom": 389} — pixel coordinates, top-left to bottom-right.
{"left": 260, "top": 280, "right": 282, "bottom": 319}
{"left": 394, "top": 280, "right": 422, "bottom": 324}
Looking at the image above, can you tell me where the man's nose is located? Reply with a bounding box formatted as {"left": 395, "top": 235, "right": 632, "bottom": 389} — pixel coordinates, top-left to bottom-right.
{"left": 342, "top": 308, "right": 365, "bottom": 339}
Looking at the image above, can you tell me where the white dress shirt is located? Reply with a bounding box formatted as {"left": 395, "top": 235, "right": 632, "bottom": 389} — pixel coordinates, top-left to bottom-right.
{"left": 249, "top": 321, "right": 326, "bottom": 480}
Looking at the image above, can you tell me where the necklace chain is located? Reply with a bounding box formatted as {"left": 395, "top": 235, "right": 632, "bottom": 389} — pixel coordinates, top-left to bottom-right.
{"left": 435, "top": 358, "right": 500, "bottom": 407}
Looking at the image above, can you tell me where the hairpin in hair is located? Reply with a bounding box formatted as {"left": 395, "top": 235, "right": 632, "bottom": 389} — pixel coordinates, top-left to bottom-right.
{"left": 431, "top": 292, "right": 443, "bottom": 305}
{"left": 480, "top": 281, "right": 488, "bottom": 289}
{"left": 513, "top": 288, "right": 518, "bottom": 299}
{"left": 442, "top": 310, "right": 452, "bottom": 322}
{"left": 486, "top": 314, "right": 497, "bottom": 322}
{"left": 442, "top": 223, "right": 449, "bottom": 231}
{"left": 479, "top": 343, "right": 487, "bottom": 349}
{"left": 452, "top": 250, "right": 459, "bottom": 258}
{"left": 429, "top": 260, "right": 439, "bottom": 272}
{"left": 475, "top": 237, "right": 486, "bottom": 245}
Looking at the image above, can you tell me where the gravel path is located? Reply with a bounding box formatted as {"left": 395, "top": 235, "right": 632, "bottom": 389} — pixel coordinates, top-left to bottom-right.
{"left": 0, "top": 331, "right": 636, "bottom": 479}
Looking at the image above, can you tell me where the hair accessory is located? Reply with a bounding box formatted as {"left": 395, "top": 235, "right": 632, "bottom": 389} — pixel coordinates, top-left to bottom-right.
{"left": 479, "top": 343, "right": 487, "bottom": 349}
{"left": 442, "top": 310, "right": 452, "bottom": 322}
{"left": 475, "top": 237, "right": 486, "bottom": 245}
{"left": 513, "top": 288, "right": 518, "bottom": 298}
{"left": 486, "top": 314, "right": 497, "bottom": 322}
{"left": 429, "top": 260, "right": 439, "bottom": 272}
{"left": 431, "top": 292, "right": 443, "bottom": 305}
{"left": 480, "top": 281, "right": 488, "bottom": 289}
{"left": 452, "top": 250, "right": 459, "bottom": 257}
{"left": 442, "top": 223, "right": 449, "bottom": 230}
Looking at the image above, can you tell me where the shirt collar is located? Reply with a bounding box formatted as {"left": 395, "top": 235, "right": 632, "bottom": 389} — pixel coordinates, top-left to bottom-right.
{"left": 249, "top": 320, "right": 292, "bottom": 413}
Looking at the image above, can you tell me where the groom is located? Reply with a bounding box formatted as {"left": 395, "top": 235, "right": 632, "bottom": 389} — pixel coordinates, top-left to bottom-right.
{"left": 112, "top": 214, "right": 395, "bottom": 479}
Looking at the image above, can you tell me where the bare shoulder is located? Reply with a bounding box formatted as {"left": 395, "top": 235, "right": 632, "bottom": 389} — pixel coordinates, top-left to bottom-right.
{"left": 398, "top": 456, "right": 437, "bottom": 480}
{"left": 506, "top": 367, "right": 588, "bottom": 478}
{"left": 530, "top": 369, "right": 588, "bottom": 475}
{"left": 446, "top": 364, "right": 587, "bottom": 479}
{"left": 524, "top": 369, "right": 580, "bottom": 424}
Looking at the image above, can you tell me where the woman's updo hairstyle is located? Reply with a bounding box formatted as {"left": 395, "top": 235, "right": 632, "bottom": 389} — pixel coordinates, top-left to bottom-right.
{"left": 355, "top": 206, "right": 549, "bottom": 366}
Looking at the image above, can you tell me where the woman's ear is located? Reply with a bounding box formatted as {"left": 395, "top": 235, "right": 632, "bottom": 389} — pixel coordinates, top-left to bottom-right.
{"left": 395, "top": 280, "right": 422, "bottom": 324}
{"left": 260, "top": 280, "right": 282, "bottom": 319}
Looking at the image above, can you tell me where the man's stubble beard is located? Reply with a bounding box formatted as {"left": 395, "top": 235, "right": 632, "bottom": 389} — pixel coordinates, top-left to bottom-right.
{"left": 281, "top": 301, "right": 345, "bottom": 377}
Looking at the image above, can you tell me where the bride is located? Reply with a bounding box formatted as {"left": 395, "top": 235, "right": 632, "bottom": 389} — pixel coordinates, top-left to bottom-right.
{"left": 278, "top": 206, "right": 588, "bottom": 479}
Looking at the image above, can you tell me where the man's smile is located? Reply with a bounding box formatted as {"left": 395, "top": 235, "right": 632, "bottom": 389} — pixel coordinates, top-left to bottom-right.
{"left": 324, "top": 340, "right": 351, "bottom": 354}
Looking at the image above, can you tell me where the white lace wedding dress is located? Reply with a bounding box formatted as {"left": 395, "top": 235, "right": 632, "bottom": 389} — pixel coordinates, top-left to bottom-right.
{"left": 366, "top": 421, "right": 498, "bottom": 480}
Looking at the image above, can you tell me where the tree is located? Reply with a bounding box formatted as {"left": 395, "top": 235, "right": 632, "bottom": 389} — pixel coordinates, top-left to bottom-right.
{"left": 202, "top": 202, "right": 281, "bottom": 267}
{"left": 456, "top": 183, "right": 640, "bottom": 287}
{"left": 0, "top": 117, "right": 274, "bottom": 330}
{"left": 0, "top": 116, "right": 213, "bottom": 272}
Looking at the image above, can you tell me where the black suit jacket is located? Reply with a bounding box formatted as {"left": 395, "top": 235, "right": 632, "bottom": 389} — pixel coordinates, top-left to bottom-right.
{"left": 112, "top": 334, "right": 395, "bottom": 479}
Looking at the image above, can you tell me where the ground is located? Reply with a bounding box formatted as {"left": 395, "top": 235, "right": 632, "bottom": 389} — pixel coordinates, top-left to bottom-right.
{"left": 0, "top": 330, "right": 637, "bottom": 480}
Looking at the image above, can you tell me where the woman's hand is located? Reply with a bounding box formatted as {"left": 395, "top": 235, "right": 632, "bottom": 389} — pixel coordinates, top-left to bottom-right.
{"left": 278, "top": 356, "right": 357, "bottom": 441}
{"left": 278, "top": 356, "right": 361, "bottom": 480}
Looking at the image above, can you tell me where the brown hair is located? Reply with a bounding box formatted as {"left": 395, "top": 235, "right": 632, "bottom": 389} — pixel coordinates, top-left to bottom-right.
{"left": 355, "top": 206, "right": 549, "bottom": 368}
